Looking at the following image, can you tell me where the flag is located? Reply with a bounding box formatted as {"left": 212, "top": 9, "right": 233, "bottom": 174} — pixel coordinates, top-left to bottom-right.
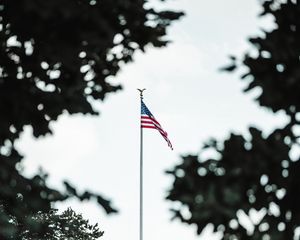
{"left": 141, "top": 100, "right": 173, "bottom": 150}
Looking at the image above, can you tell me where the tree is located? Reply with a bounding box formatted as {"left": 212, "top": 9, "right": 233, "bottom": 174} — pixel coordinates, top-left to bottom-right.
{"left": 0, "top": 0, "right": 183, "bottom": 238}
{"left": 167, "top": 0, "right": 300, "bottom": 239}
{"left": 19, "top": 208, "right": 103, "bottom": 240}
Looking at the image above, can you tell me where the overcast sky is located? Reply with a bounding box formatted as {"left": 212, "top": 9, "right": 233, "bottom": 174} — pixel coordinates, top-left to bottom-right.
{"left": 16, "top": 1, "right": 288, "bottom": 240}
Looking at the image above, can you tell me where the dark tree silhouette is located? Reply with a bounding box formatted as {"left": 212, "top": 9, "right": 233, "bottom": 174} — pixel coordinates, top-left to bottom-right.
{"left": 19, "top": 208, "right": 103, "bottom": 240}
{"left": 0, "top": 0, "right": 183, "bottom": 238}
{"left": 167, "top": 1, "right": 300, "bottom": 239}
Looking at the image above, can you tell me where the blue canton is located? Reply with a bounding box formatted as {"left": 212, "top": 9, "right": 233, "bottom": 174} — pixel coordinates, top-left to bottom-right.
{"left": 141, "top": 100, "right": 154, "bottom": 117}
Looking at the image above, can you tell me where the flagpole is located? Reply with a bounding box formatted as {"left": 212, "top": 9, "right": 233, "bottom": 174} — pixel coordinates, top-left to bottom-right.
{"left": 138, "top": 88, "right": 145, "bottom": 240}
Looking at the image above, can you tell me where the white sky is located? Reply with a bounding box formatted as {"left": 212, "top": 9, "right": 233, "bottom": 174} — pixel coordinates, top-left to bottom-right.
{"left": 16, "top": 1, "right": 288, "bottom": 240}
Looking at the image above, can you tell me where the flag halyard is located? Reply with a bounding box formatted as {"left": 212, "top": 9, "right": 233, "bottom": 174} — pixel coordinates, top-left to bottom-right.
{"left": 141, "top": 100, "right": 173, "bottom": 150}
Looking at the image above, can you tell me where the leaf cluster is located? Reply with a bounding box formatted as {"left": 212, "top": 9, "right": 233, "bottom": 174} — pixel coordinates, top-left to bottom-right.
{"left": 19, "top": 208, "right": 103, "bottom": 240}
{"left": 0, "top": 0, "right": 183, "bottom": 238}
{"left": 167, "top": 0, "right": 300, "bottom": 239}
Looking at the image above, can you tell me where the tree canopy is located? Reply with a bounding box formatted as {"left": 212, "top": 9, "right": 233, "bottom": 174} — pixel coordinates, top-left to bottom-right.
{"left": 0, "top": 0, "right": 183, "bottom": 238}
{"left": 19, "top": 208, "right": 103, "bottom": 240}
{"left": 167, "top": 0, "right": 300, "bottom": 239}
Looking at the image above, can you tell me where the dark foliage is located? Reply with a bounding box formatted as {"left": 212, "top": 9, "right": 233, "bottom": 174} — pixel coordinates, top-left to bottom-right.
{"left": 167, "top": 0, "right": 300, "bottom": 239}
{"left": 0, "top": 0, "right": 183, "bottom": 238}
{"left": 167, "top": 126, "right": 300, "bottom": 239}
{"left": 223, "top": 0, "right": 300, "bottom": 115}
{"left": 19, "top": 208, "right": 103, "bottom": 240}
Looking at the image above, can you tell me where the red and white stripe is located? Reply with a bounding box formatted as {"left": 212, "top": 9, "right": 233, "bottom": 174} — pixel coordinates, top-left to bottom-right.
{"left": 141, "top": 115, "right": 173, "bottom": 150}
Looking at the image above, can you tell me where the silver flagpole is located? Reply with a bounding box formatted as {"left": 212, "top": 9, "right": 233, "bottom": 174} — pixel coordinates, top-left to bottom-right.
{"left": 137, "top": 88, "right": 145, "bottom": 240}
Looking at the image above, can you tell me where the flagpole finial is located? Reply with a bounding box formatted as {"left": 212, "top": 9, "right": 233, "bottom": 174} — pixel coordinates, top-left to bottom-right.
{"left": 137, "top": 88, "right": 146, "bottom": 99}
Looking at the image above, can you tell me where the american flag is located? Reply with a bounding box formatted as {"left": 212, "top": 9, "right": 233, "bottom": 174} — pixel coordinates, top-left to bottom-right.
{"left": 141, "top": 100, "right": 173, "bottom": 150}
